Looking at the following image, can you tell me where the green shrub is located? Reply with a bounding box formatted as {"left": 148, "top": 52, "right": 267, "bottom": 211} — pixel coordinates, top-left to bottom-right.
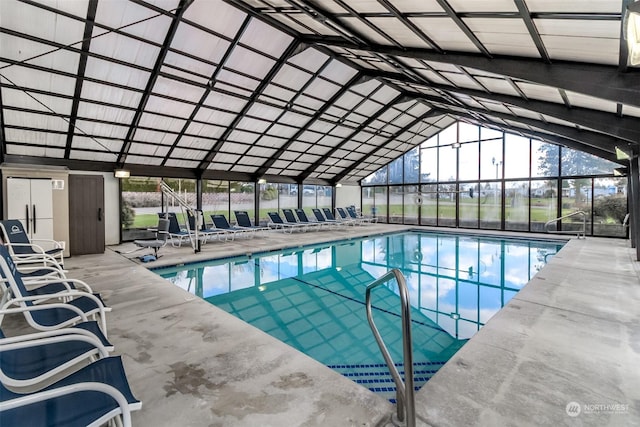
{"left": 593, "top": 196, "right": 627, "bottom": 223}
{"left": 121, "top": 199, "right": 136, "bottom": 229}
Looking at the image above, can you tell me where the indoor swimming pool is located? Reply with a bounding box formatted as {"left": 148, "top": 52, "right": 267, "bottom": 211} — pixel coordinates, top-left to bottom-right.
{"left": 153, "top": 231, "right": 565, "bottom": 400}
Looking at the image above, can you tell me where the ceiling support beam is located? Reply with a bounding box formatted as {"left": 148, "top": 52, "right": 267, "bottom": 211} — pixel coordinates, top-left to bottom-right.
{"left": 513, "top": 0, "right": 551, "bottom": 63}
{"left": 117, "top": 0, "right": 193, "bottom": 167}
{"left": 300, "top": 36, "right": 640, "bottom": 108}
{"left": 64, "top": 0, "right": 98, "bottom": 159}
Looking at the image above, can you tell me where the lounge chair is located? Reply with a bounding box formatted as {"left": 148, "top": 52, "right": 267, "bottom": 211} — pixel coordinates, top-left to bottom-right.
{"left": 346, "top": 206, "right": 376, "bottom": 224}
{"left": 186, "top": 210, "right": 224, "bottom": 243}
{"left": 0, "top": 326, "right": 112, "bottom": 389}
{"left": 158, "top": 212, "right": 193, "bottom": 247}
{"left": 294, "top": 209, "right": 327, "bottom": 229}
{"left": 0, "top": 220, "right": 65, "bottom": 266}
{"left": 234, "top": 211, "right": 269, "bottom": 233}
{"left": 267, "top": 212, "right": 307, "bottom": 233}
{"left": 337, "top": 207, "right": 367, "bottom": 225}
{"left": 283, "top": 209, "right": 321, "bottom": 230}
{"left": 0, "top": 244, "right": 110, "bottom": 335}
{"left": 322, "top": 207, "right": 356, "bottom": 226}
{"left": 210, "top": 214, "right": 253, "bottom": 239}
{"left": 311, "top": 208, "right": 344, "bottom": 229}
{"left": 133, "top": 218, "right": 169, "bottom": 258}
{"left": 0, "top": 356, "right": 141, "bottom": 427}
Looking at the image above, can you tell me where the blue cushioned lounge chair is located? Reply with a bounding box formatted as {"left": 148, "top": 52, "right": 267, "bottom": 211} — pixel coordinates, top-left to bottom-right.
{"left": 0, "top": 245, "right": 109, "bottom": 335}
{"left": 234, "top": 211, "right": 269, "bottom": 233}
{"left": 0, "top": 325, "right": 112, "bottom": 389}
{"left": 294, "top": 209, "right": 326, "bottom": 229}
{"left": 0, "top": 356, "right": 141, "bottom": 427}
{"left": 0, "top": 220, "right": 65, "bottom": 266}
{"left": 283, "top": 209, "right": 321, "bottom": 230}
{"left": 322, "top": 207, "right": 355, "bottom": 225}
{"left": 267, "top": 212, "right": 307, "bottom": 233}
{"left": 311, "top": 208, "right": 344, "bottom": 229}
{"left": 211, "top": 214, "right": 252, "bottom": 239}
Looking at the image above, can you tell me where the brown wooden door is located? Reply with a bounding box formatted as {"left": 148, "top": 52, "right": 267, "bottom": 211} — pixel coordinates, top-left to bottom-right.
{"left": 69, "top": 175, "right": 105, "bottom": 255}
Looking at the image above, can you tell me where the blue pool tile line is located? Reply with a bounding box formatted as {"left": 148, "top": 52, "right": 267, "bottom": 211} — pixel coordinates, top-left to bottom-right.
{"left": 327, "top": 360, "right": 446, "bottom": 369}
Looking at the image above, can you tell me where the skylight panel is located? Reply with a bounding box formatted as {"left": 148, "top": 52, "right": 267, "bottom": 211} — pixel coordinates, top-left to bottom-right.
{"left": 410, "top": 18, "right": 481, "bottom": 52}
{"left": 236, "top": 155, "right": 263, "bottom": 166}
{"left": 542, "top": 35, "right": 619, "bottom": 65}
{"left": 138, "top": 111, "right": 186, "bottom": 133}
{"left": 564, "top": 91, "right": 618, "bottom": 113}
{"left": 278, "top": 111, "right": 311, "bottom": 127}
{"left": 73, "top": 119, "right": 129, "bottom": 139}
{"left": 225, "top": 46, "right": 276, "bottom": 80}
{"left": 516, "top": 82, "right": 564, "bottom": 104}
{"left": 95, "top": 0, "right": 173, "bottom": 44}
{"left": 303, "top": 79, "right": 341, "bottom": 100}
{"left": 277, "top": 151, "right": 299, "bottom": 161}
{"left": 246, "top": 146, "right": 277, "bottom": 157}
{"left": 266, "top": 123, "right": 299, "bottom": 138}
{"left": 6, "top": 129, "right": 66, "bottom": 147}
{"left": 475, "top": 77, "right": 521, "bottom": 96}
{"left": 622, "top": 105, "right": 640, "bottom": 118}
{"left": 144, "top": 95, "right": 193, "bottom": 118}
{"left": 186, "top": 122, "right": 225, "bottom": 139}
{"left": 152, "top": 76, "right": 205, "bottom": 102}
{"left": 167, "top": 148, "right": 204, "bottom": 160}
{"left": 463, "top": 18, "right": 539, "bottom": 57}
{"left": 227, "top": 130, "right": 260, "bottom": 145}
{"left": 289, "top": 14, "right": 340, "bottom": 36}
{"left": 439, "top": 72, "right": 485, "bottom": 90}
{"left": 70, "top": 135, "right": 122, "bottom": 153}
{"left": 340, "top": 18, "right": 395, "bottom": 46}
{"left": 194, "top": 107, "right": 236, "bottom": 126}
{"left": 84, "top": 57, "right": 150, "bottom": 90}
{"left": 129, "top": 143, "right": 171, "bottom": 157}
{"left": 3, "top": 110, "right": 67, "bottom": 132}
{"left": 1, "top": 87, "right": 73, "bottom": 113}
{"left": 391, "top": 0, "right": 443, "bottom": 13}
{"left": 448, "top": 0, "right": 517, "bottom": 12}
{"left": 208, "top": 162, "right": 232, "bottom": 171}
{"left": 125, "top": 154, "right": 163, "bottom": 166}
{"left": 171, "top": 24, "right": 231, "bottom": 64}
{"left": 3, "top": 2, "right": 85, "bottom": 46}
{"left": 247, "top": 103, "right": 283, "bottom": 122}
{"left": 183, "top": 0, "right": 247, "bottom": 39}
{"left": 215, "top": 70, "right": 261, "bottom": 93}
{"left": 212, "top": 153, "right": 241, "bottom": 164}
{"left": 319, "top": 59, "right": 358, "bottom": 84}
{"left": 367, "top": 18, "right": 434, "bottom": 49}
{"left": 355, "top": 99, "right": 385, "bottom": 116}
{"left": 80, "top": 82, "right": 142, "bottom": 108}
{"left": 70, "top": 151, "right": 119, "bottom": 162}
{"left": 90, "top": 31, "right": 160, "bottom": 69}
{"left": 165, "top": 159, "right": 200, "bottom": 168}
{"left": 162, "top": 52, "right": 217, "bottom": 83}
{"left": 240, "top": 18, "right": 293, "bottom": 58}
{"left": 272, "top": 64, "right": 313, "bottom": 91}
{"left": 526, "top": 0, "right": 620, "bottom": 13}
{"left": 176, "top": 136, "right": 213, "bottom": 150}
{"left": 0, "top": 34, "right": 80, "bottom": 74}
{"left": 133, "top": 128, "right": 176, "bottom": 145}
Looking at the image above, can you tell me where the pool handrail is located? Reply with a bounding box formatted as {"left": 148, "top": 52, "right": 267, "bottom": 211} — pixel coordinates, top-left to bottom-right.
{"left": 544, "top": 210, "right": 586, "bottom": 239}
{"left": 365, "top": 269, "right": 415, "bottom": 427}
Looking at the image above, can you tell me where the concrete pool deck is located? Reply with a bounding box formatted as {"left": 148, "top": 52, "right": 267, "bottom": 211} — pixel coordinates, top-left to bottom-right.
{"left": 3, "top": 224, "right": 639, "bottom": 426}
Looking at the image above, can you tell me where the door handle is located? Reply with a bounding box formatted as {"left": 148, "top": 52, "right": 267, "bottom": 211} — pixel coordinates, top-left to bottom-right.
{"left": 98, "top": 208, "right": 102, "bottom": 221}
{"left": 33, "top": 205, "right": 37, "bottom": 234}
{"left": 25, "top": 205, "right": 30, "bottom": 234}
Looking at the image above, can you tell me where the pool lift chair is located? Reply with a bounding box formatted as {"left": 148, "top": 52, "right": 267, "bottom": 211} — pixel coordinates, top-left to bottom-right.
{"left": 158, "top": 180, "right": 204, "bottom": 253}
{"left": 132, "top": 218, "right": 170, "bottom": 262}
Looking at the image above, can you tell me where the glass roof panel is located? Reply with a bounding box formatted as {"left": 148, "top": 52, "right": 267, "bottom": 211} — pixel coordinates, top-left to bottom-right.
{"left": 171, "top": 24, "right": 231, "bottom": 64}
{"left": 526, "top": 0, "right": 620, "bottom": 13}
{"left": 448, "top": 0, "right": 517, "bottom": 12}
{"left": 144, "top": 95, "right": 193, "bottom": 118}
{"left": 183, "top": 0, "right": 247, "bottom": 38}
{"left": 340, "top": 18, "right": 394, "bottom": 46}
{"left": 564, "top": 91, "right": 618, "bottom": 113}
{"left": 137, "top": 111, "right": 186, "bottom": 133}
{"left": 3, "top": 110, "right": 67, "bottom": 132}
{"left": 228, "top": 130, "right": 260, "bottom": 144}
{"left": 177, "top": 135, "right": 215, "bottom": 150}
{"left": 74, "top": 119, "right": 129, "bottom": 139}
{"left": 71, "top": 135, "right": 122, "bottom": 152}
{"left": 410, "top": 18, "right": 481, "bottom": 52}
{"left": 516, "top": 82, "right": 564, "bottom": 104}
{"left": 390, "top": 0, "right": 443, "bottom": 13}
{"left": 319, "top": 59, "right": 358, "bottom": 84}
{"left": 225, "top": 46, "right": 276, "bottom": 79}
{"left": 186, "top": 122, "right": 225, "bottom": 139}
{"left": 246, "top": 103, "right": 283, "bottom": 121}
{"left": 95, "top": 0, "right": 174, "bottom": 44}
{"left": 1, "top": 87, "right": 74, "bottom": 114}
{"left": 0, "top": 33, "right": 80, "bottom": 74}
{"left": 126, "top": 154, "right": 163, "bottom": 165}
{"left": 194, "top": 107, "right": 236, "bottom": 126}
{"left": 5, "top": 129, "right": 66, "bottom": 147}
{"left": 90, "top": 30, "right": 160, "bottom": 69}
{"left": 162, "top": 52, "right": 217, "bottom": 83}
{"left": 255, "top": 135, "right": 287, "bottom": 149}
{"left": 70, "top": 151, "right": 120, "bottom": 162}
{"left": 367, "top": 18, "right": 433, "bottom": 49}
{"left": 133, "top": 128, "right": 176, "bottom": 145}
{"left": 84, "top": 57, "right": 150, "bottom": 90}
{"left": 2, "top": 2, "right": 86, "bottom": 45}
{"left": 303, "top": 79, "right": 341, "bottom": 100}
{"left": 215, "top": 70, "right": 261, "bottom": 93}
{"left": 240, "top": 18, "right": 293, "bottom": 58}
{"left": 272, "top": 64, "right": 313, "bottom": 91}
{"left": 80, "top": 81, "right": 142, "bottom": 108}
{"left": 542, "top": 35, "right": 619, "bottom": 65}
{"left": 165, "top": 159, "right": 200, "bottom": 168}
{"left": 152, "top": 76, "right": 205, "bottom": 103}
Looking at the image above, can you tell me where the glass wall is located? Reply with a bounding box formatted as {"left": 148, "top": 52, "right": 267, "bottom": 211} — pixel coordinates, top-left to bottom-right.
{"left": 230, "top": 181, "right": 255, "bottom": 224}
{"left": 362, "top": 122, "right": 625, "bottom": 237}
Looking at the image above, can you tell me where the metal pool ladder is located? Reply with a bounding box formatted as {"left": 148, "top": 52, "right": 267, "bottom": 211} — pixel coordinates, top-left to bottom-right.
{"left": 366, "top": 269, "right": 415, "bottom": 427}
{"left": 544, "top": 210, "right": 587, "bottom": 238}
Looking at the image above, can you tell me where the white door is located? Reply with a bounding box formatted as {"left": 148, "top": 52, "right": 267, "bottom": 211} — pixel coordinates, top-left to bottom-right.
{"left": 6, "top": 178, "right": 31, "bottom": 223}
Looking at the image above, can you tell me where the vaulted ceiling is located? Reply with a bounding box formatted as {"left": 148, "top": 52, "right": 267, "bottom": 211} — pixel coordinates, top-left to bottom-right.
{"left": 0, "top": 0, "right": 637, "bottom": 184}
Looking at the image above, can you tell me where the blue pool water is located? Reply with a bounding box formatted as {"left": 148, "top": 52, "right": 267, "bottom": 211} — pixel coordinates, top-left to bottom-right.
{"left": 154, "top": 231, "right": 565, "bottom": 400}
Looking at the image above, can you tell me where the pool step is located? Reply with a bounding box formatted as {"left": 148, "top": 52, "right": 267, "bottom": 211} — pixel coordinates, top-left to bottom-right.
{"left": 327, "top": 361, "right": 446, "bottom": 402}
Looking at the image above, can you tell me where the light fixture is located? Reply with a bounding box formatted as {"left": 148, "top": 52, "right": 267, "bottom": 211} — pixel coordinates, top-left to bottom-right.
{"left": 451, "top": 142, "right": 461, "bottom": 149}
{"left": 335, "top": 183, "right": 342, "bottom": 188}
{"left": 626, "top": 2, "right": 640, "bottom": 65}
{"left": 614, "top": 167, "right": 628, "bottom": 177}
{"left": 114, "top": 169, "right": 130, "bottom": 178}
{"left": 257, "top": 178, "right": 267, "bottom": 184}
{"left": 615, "top": 145, "right": 632, "bottom": 160}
